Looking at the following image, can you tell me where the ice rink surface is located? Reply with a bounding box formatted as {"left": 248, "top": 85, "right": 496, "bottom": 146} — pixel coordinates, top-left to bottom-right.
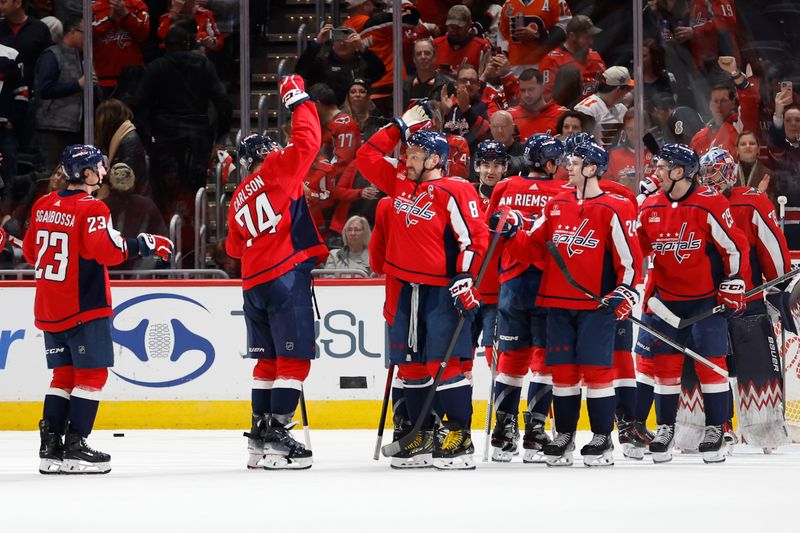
{"left": 1, "top": 429, "right": 799, "bottom": 533}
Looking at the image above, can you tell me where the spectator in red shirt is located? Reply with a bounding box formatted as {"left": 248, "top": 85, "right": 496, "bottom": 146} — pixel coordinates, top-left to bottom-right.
{"left": 539, "top": 15, "right": 605, "bottom": 100}
{"left": 308, "top": 83, "right": 362, "bottom": 187}
{"left": 507, "top": 68, "right": 567, "bottom": 140}
{"left": 606, "top": 108, "right": 654, "bottom": 191}
{"left": 433, "top": 5, "right": 491, "bottom": 77}
{"left": 157, "top": 0, "right": 222, "bottom": 53}
{"left": 92, "top": 0, "right": 149, "bottom": 97}
{"left": 480, "top": 53, "right": 520, "bottom": 117}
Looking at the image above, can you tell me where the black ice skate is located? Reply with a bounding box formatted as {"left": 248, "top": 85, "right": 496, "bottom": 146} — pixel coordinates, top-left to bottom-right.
{"left": 391, "top": 430, "right": 433, "bottom": 469}
{"left": 522, "top": 413, "right": 551, "bottom": 464}
{"left": 38, "top": 419, "right": 64, "bottom": 475}
{"left": 620, "top": 420, "right": 652, "bottom": 460}
{"left": 699, "top": 425, "right": 726, "bottom": 464}
{"left": 543, "top": 432, "right": 575, "bottom": 467}
{"left": 649, "top": 424, "right": 675, "bottom": 464}
{"left": 62, "top": 433, "right": 111, "bottom": 474}
{"left": 433, "top": 426, "right": 475, "bottom": 470}
{"left": 243, "top": 414, "right": 267, "bottom": 469}
{"left": 490, "top": 412, "right": 519, "bottom": 462}
{"left": 262, "top": 418, "right": 313, "bottom": 470}
{"left": 581, "top": 433, "right": 614, "bottom": 467}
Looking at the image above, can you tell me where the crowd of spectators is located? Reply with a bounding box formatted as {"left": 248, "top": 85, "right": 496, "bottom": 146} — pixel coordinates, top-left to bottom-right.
{"left": 2, "top": 1, "right": 800, "bottom": 274}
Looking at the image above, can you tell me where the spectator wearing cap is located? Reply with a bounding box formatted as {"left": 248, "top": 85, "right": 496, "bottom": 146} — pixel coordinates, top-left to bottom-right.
{"left": 539, "top": 15, "right": 605, "bottom": 100}
{"left": 433, "top": 5, "right": 491, "bottom": 78}
{"left": 574, "top": 66, "right": 633, "bottom": 145}
{"left": 157, "top": 0, "right": 223, "bottom": 53}
{"left": 343, "top": 0, "right": 382, "bottom": 34}
{"left": 506, "top": 68, "right": 567, "bottom": 140}
{"left": 92, "top": 0, "right": 150, "bottom": 97}
{"left": 402, "top": 38, "right": 452, "bottom": 108}
{"left": 646, "top": 92, "right": 703, "bottom": 145}
{"left": 296, "top": 23, "right": 385, "bottom": 106}
{"left": 343, "top": 78, "right": 387, "bottom": 141}
{"left": 498, "top": 0, "right": 561, "bottom": 74}
{"left": 488, "top": 109, "right": 527, "bottom": 176}
{"left": 440, "top": 64, "right": 490, "bottom": 155}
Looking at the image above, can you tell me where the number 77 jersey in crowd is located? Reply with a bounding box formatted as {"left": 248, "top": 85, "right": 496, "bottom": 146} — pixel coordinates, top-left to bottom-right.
{"left": 226, "top": 102, "right": 329, "bottom": 290}
{"left": 22, "top": 190, "right": 134, "bottom": 332}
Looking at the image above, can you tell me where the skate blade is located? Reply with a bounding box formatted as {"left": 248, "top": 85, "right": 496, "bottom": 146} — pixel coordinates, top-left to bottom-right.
{"left": 61, "top": 458, "right": 111, "bottom": 474}
{"left": 247, "top": 453, "right": 265, "bottom": 469}
{"left": 262, "top": 454, "right": 313, "bottom": 470}
{"left": 544, "top": 453, "right": 573, "bottom": 467}
{"left": 522, "top": 449, "right": 548, "bottom": 464}
{"left": 38, "top": 457, "right": 63, "bottom": 474}
{"left": 491, "top": 447, "right": 513, "bottom": 463}
{"left": 583, "top": 452, "right": 614, "bottom": 467}
{"left": 390, "top": 454, "right": 433, "bottom": 469}
{"left": 621, "top": 443, "right": 645, "bottom": 460}
{"left": 701, "top": 445, "right": 727, "bottom": 464}
{"left": 433, "top": 454, "right": 476, "bottom": 470}
{"left": 651, "top": 451, "right": 673, "bottom": 464}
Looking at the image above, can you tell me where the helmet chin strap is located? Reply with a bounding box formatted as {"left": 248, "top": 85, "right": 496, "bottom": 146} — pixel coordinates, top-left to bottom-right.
{"left": 665, "top": 166, "right": 683, "bottom": 196}
{"left": 478, "top": 181, "right": 494, "bottom": 198}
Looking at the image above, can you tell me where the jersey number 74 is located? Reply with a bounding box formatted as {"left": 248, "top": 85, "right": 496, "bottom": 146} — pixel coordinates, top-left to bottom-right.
{"left": 234, "top": 192, "right": 283, "bottom": 238}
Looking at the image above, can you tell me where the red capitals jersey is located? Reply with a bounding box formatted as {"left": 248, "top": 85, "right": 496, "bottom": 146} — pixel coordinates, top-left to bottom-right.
{"left": 370, "top": 197, "right": 401, "bottom": 325}
{"left": 356, "top": 126, "right": 488, "bottom": 286}
{"left": 483, "top": 72, "right": 520, "bottom": 117}
{"left": 598, "top": 179, "right": 637, "bottom": 206}
{"left": 226, "top": 102, "right": 328, "bottom": 290}
{"left": 539, "top": 46, "right": 606, "bottom": 99}
{"left": 433, "top": 34, "right": 491, "bottom": 74}
{"left": 476, "top": 186, "right": 501, "bottom": 304}
{"left": 638, "top": 185, "right": 749, "bottom": 301}
{"left": 92, "top": 0, "right": 149, "bottom": 87}
{"left": 158, "top": 7, "right": 223, "bottom": 50}
{"left": 489, "top": 175, "right": 570, "bottom": 282}
{"left": 23, "top": 190, "right": 133, "bottom": 331}
{"left": 606, "top": 147, "right": 654, "bottom": 186}
{"left": 322, "top": 111, "right": 361, "bottom": 179}
{"left": 727, "top": 186, "right": 790, "bottom": 294}
{"left": 447, "top": 134, "right": 470, "bottom": 179}
{"left": 507, "top": 190, "right": 642, "bottom": 309}
{"left": 303, "top": 156, "right": 336, "bottom": 229}
{"left": 691, "top": 0, "right": 739, "bottom": 68}
{"left": 499, "top": 0, "right": 561, "bottom": 67}
{"left": 508, "top": 100, "right": 567, "bottom": 140}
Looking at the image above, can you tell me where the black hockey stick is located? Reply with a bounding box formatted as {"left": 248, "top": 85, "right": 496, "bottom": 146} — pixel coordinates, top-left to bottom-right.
{"left": 545, "top": 242, "right": 728, "bottom": 377}
{"left": 647, "top": 266, "right": 800, "bottom": 330}
{"left": 300, "top": 385, "right": 312, "bottom": 450}
{"left": 381, "top": 207, "right": 511, "bottom": 458}
{"left": 373, "top": 364, "right": 395, "bottom": 460}
{"left": 482, "top": 330, "right": 499, "bottom": 462}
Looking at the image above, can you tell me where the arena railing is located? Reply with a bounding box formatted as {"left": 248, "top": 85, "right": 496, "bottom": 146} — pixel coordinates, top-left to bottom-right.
{"left": 311, "top": 269, "right": 369, "bottom": 278}
{"left": 194, "top": 187, "right": 208, "bottom": 270}
{"left": 0, "top": 269, "right": 229, "bottom": 281}
{"left": 169, "top": 215, "right": 183, "bottom": 269}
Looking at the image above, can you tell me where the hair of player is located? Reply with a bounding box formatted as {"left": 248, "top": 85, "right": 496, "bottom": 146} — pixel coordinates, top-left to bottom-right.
{"left": 518, "top": 68, "right": 544, "bottom": 84}
{"left": 307, "top": 83, "right": 338, "bottom": 106}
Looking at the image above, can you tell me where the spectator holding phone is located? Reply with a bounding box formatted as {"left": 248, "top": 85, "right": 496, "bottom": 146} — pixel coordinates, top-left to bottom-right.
{"left": 498, "top": 0, "right": 561, "bottom": 73}
{"left": 769, "top": 80, "right": 800, "bottom": 247}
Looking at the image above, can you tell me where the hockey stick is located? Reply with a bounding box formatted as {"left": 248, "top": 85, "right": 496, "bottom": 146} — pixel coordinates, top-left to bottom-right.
{"left": 647, "top": 266, "right": 800, "bottom": 330}
{"left": 299, "top": 385, "right": 312, "bottom": 451}
{"left": 372, "top": 364, "right": 395, "bottom": 460}
{"left": 545, "top": 242, "right": 728, "bottom": 378}
{"left": 381, "top": 207, "right": 511, "bottom": 458}
{"left": 482, "top": 335, "right": 499, "bottom": 462}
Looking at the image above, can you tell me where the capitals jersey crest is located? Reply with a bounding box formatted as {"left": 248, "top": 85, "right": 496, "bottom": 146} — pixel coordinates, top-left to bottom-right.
{"left": 552, "top": 219, "right": 601, "bottom": 257}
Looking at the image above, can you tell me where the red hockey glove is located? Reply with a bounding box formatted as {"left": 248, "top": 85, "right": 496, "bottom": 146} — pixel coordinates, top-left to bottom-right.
{"left": 602, "top": 284, "right": 638, "bottom": 321}
{"left": 138, "top": 233, "right": 174, "bottom": 262}
{"left": 279, "top": 75, "right": 309, "bottom": 110}
{"left": 393, "top": 103, "right": 432, "bottom": 140}
{"left": 717, "top": 278, "right": 745, "bottom": 316}
{"left": 636, "top": 175, "right": 661, "bottom": 204}
{"left": 449, "top": 274, "right": 481, "bottom": 320}
{"left": 489, "top": 209, "right": 525, "bottom": 238}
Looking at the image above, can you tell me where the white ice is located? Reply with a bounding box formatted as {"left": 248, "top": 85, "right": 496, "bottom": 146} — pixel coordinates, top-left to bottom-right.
{"left": 1, "top": 430, "right": 799, "bottom": 533}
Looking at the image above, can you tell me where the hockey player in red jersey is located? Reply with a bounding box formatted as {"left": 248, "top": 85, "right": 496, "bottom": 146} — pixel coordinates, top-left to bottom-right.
{"left": 357, "top": 105, "right": 488, "bottom": 470}
{"left": 24, "top": 144, "right": 173, "bottom": 474}
{"left": 637, "top": 144, "right": 749, "bottom": 464}
{"left": 227, "top": 75, "right": 326, "bottom": 470}
{"left": 486, "top": 134, "right": 568, "bottom": 463}
{"left": 496, "top": 141, "right": 643, "bottom": 467}
{"left": 698, "top": 148, "right": 791, "bottom": 450}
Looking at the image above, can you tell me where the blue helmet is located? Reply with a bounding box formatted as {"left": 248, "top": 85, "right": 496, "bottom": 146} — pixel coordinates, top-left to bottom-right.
{"left": 572, "top": 142, "right": 609, "bottom": 177}
{"left": 407, "top": 130, "right": 449, "bottom": 170}
{"left": 564, "top": 132, "right": 597, "bottom": 155}
{"left": 474, "top": 139, "right": 508, "bottom": 167}
{"left": 61, "top": 144, "right": 106, "bottom": 184}
{"left": 523, "top": 134, "right": 565, "bottom": 171}
{"left": 658, "top": 143, "right": 700, "bottom": 179}
{"left": 238, "top": 133, "right": 281, "bottom": 169}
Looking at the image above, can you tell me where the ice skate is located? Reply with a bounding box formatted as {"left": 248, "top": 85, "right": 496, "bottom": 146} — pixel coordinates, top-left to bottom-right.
{"left": 649, "top": 424, "right": 675, "bottom": 464}
{"left": 62, "top": 433, "right": 111, "bottom": 474}
{"left": 699, "top": 425, "right": 727, "bottom": 464}
{"left": 490, "top": 412, "right": 519, "bottom": 462}
{"left": 543, "top": 432, "right": 575, "bottom": 467}
{"left": 522, "top": 413, "right": 551, "bottom": 463}
{"left": 581, "top": 433, "right": 614, "bottom": 467}
{"left": 262, "top": 418, "right": 313, "bottom": 470}
{"left": 38, "top": 419, "right": 64, "bottom": 475}
{"left": 620, "top": 420, "right": 650, "bottom": 460}
{"left": 722, "top": 420, "right": 738, "bottom": 455}
{"left": 243, "top": 414, "right": 267, "bottom": 469}
{"left": 391, "top": 429, "right": 433, "bottom": 469}
{"left": 433, "top": 426, "right": 475, "bottom": 470}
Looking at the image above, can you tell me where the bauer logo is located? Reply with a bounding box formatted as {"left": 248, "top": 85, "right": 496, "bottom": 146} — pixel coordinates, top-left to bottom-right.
{"left": 110, "top": 294, "right": 215, "bottom": 388}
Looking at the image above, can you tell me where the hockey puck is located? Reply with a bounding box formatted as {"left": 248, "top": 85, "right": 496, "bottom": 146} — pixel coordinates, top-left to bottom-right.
{"left": 113, "top": 433, "right": 125, "bottom": 437}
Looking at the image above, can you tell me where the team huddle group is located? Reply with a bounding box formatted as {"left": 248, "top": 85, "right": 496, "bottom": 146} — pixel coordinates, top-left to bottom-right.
{"left": 15, "top": 74, "right": 791, "bottom": 475}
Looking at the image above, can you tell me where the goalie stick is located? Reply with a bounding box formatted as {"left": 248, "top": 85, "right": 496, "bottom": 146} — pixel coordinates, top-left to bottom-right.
{"left": 647, "top": 266, "right": 800, "bottom": 330}
{"left": 545, "top": 242, "right": 728, "bottom": 378}
{"left": 381, "top": 207, "right": 512, "bottom": 458}
{"left": 372, "top": 364, "right": 395, "bottom": 460}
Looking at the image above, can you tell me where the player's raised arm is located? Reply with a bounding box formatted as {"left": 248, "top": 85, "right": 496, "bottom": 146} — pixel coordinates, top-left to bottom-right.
{"left": 269, "top": 75, "right": 322, "bottom": 186}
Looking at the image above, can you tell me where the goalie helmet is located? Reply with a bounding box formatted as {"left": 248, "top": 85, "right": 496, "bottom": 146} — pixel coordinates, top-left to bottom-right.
{"left": 523, "top": 134, "right": 564, "bottom": 170}
{"left": 407, "top": 130, "right": 450, "bottom": 170}
{"left": 657, "top": 143, "right": 700, "bottom": 179}
{"left": 238, "top": 134, "right": 281, "bottom": 169}
{"left": 572, "top": 141, "right": 609, "bottom": 177}
{"left": 698, "top": 147, "right": 736, "bottom": 192}
{"left": 61, "top": 144, "right": 107, "bottom": 184}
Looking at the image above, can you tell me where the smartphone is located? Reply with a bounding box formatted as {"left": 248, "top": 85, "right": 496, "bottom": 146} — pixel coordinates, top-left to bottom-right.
{"left": 782, "top": 80, "right": 793, "bottom": 92}
{"left": 446, "top": 81, "right": 456, "bottom": 95}
{"left": 331, "top": 28, "right": 351, "bottom": 41}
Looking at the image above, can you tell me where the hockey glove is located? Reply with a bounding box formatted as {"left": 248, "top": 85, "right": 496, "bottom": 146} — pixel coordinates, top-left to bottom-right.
{"left": 393, "top": 103, "right": 432, "bottom": 140}
{"left": 449, "top": 274, "right": 481, "bottom": 320}
{"left": 636, "top": 175, "right": 661, "bottom": 204}
{"left": 602, "top": 284, "right": 639, "bottom": 321}
{"left": 489, "top": 209, "right": 524, "bottom": 238}
{"left": 766, "top": 290, "right": 798, "bottom": 334}
{"left": 279, "top": 75, "right": 309, "bottom": 110}
{"left": 138, "top": 233, "right": 174, "bottom": 263}
{"left": 717, "top": 278, "right": 745, "bottom": 316}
